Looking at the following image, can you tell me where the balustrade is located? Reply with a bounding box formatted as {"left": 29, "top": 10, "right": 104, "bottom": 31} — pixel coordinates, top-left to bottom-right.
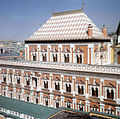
{"left": 0, "top": 59, "right": 120, "bottom": 75}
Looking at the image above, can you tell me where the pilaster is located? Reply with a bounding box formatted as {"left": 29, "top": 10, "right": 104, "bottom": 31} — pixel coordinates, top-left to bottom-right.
{"left": 21, "top": 88, "right": 24, "bottom": 101}
{"left": 49, "top": 73, "right": 52, "bottom": 92}
{"left": 30, "top": 91, "right": 33, "bottom": 103}
{"left": 47, "top": 45, "right": 51, "bottom": 62}
{"left": 99, "top": 103, "right": 104, "bottom": 113}
{"left": 117, "top": 81, "right": 120, "bottom": 104}
{"left": 40, "top": 92, "right": 43, "bottom": 105}
{"left": 60, "top": 96, "right": 64, "bottom": 107}
{"left": 85, "top": 100, "right": 90, "bottom": 112}
{"left": 70, "top": 44, "right": 74, "bottom": 63}
{"left": 21, "top": 70, "right": 24, "bottom": 87}
{"left": 58, "top": 45, "right": 62, "bottom": 62}
{"left": 100, "top": 79, "right": 104, "bottom": 101}
{"left": 50, "top": 94, "right": 54, "bottom": 107}
{"left": 60, "top": 75, "right": 64, "bottom": 94}
{"left": 6, "top": 86, "right": 8, "bottom": 97}
{"left": 88, "top": 44, "right": 94, "bottom": 64}
{"left": 72, "top": 98, "right": 76, "bottom": 109}
{"left": 72, "top": 76, "right": 76, "bottom": 96}
{"left": 25, "top": 44, "right": 29, "bottom": 61}
{"left": 85, "top": 77, "right": 89, "bottom": 99}
{"left": 13, "top": 69, "right": 15, "bottom": 86}
{"left": 7, "top": 69, "right": 9, "bottom": 85}
{"left": 13, "top": 87, "right": 16, "bottom": 99}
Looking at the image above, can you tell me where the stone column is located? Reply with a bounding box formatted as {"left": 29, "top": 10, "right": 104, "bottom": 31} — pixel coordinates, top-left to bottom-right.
{"left": 13, "top": 87, "right": 16, "bottom": 99}
{"left": 25, "top": 44, "right": 28, "bottom": 60}
{"left": 60, "top": 96, "right": 64, "bottom": 107}
{"left": 58, "top": 45, "right": 62, "bottom": 62}
{"left": 72, "top": 76, "right": 76, "bottom": 96}
{"left": 117, "top": 81, "right": 120, "bottom": 104}
{"left": 87, "top": 47, "right": 90, "bottom": 64}
{"left": 39, "top": 73, "right": 42, "bottom": 91}
{"left": 91, "top": 47, "right": 94, "bottom": 64}
{"left": 47, "top": 45, "right": 51, "bottom": 62}
{"left": 25, "top": 44, "right": 29, "bottom": 61}
{"left": 21, "top": 88, "right": 24, "bottom": 101}
{"left": 13, "top": 70, "right": 15, "bottom": 86}
{"left": 60, "top": 75, "right": 64, "bottom": 94}
{"left": 85, "top": 100, "right": 90, "bottom": 112}
{"left": 70, "top": 44, "right": 74, "bottom": 63}
{"left": 100, "top": 103, "right": 104, "bottom": 113}
{"left": 85, "top": 77, "right": 89, "bottom": 99}
{"left": 100, "top": 79, "right": 104, "bottom": 101}
{"left": 72, "top": 98, "right": 76, "bottom": 109}
{"left": 21, "top": 71, "right": 24, "bottom": 87}
{"left": 7, "top": 69, "right": 9, "bottom": 85}
{"left": 37, "top": 77, "right": 40, "bottom": 91}
{"left": 30, "top": 91, "right": 33, "bottom": 103}
{"left": 40, "top": 92, "right": 43, "bottom": 105}
{"left": 50, "top": 94, "right": 54, "bottom": 107}
{"left": 6, "top": 86, "right": 8, "bottom": 97}
{"left": 88, "top": 44, "right": 94, "bottom": 64}
{"left": 49, "top": 73, "right": 52, "bottom": 92}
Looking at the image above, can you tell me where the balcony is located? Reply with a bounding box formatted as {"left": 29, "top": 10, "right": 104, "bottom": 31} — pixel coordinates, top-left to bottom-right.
{"left": 0, "top": 59, "right": 120, "bottom": 75}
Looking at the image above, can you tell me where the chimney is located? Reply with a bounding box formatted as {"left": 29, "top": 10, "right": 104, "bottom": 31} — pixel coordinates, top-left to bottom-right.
{"left": 102, "top": 25, "right": 107, "bottom": 37}
{"left": 88, "top": 24, "right": 92, "bottom": 37}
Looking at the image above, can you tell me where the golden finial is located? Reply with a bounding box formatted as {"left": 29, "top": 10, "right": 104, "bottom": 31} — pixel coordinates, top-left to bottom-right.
{"left": 81, "top": 2, "right": 84, "bottom": 11}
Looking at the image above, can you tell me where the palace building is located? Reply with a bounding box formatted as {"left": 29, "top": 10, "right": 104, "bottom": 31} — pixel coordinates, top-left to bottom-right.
{"left": 0, "top": 6, "right": 120, "bottom": 119}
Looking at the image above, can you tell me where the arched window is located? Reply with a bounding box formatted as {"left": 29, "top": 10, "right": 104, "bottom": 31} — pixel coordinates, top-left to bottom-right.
{"left": 53, "top": 54, "right": 57, "bottom": 62}
{"left": 44, "top": 81, "right": 48, "bottom": 89}
{"left": 67, "top": 103, "right": 71, "bottom": 108}
{"left": 107, "top": 89, "right": 114, "bottom": 99}
{"left": 64, "top": 54, "right": 69, "bottom": 63}
{"left": 27, "top": 96, "right": 29, "bottom": 102}
{"left": 10, "top": 75, "right": 12, "bottom": 83}
{"left": 4, "top": 92, "right": 6, "bottom": 96}
{"left": 77, "top": 55, "right": 82, "bottom": 63}
{"left": 26, "top": 79, "right": 30, "bottom": 86}
{"left": 43, "top": 54, "right": 47, "bottom": 62}
{"left": 10, "top": 93, "right": 12, "bottom": 98}
{"left": 17, "top": 78, "right": 20, "bottom": 84}
{"left": 66, "top": 84, "right": 71, "bottom": 92}
{"left": 33, "top": 55, "right": 36, "bottom": 61}
{"left": 18, "top": 95, "right": 21, "bottom": 100}
{"left": 45, "top": 99, "right": 48, "bottom": 106}
{"left": 78, "top": 85, "right": 84, "bottom": 95}
{"left": 56, "top": 102, "right": 59, "bottom": 108}
{"left": 36, "top": 98, "right": 38, "bottom": 104}
{"left": 79, "top": 105, "right": 84, "bottom": 111}
{"left": 92, "top": 87, "right": 98, "bottom": 97}
{"left": 55, "top": 82, "right": 60, "bottom": 90}
{"left": 3, "top": 76, "right": 6, "bottom": 82}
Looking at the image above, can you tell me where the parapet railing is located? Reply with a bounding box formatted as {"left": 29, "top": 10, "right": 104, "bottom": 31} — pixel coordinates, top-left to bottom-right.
{"left": 0, "top": 59, "right": 120, "bottom": 74}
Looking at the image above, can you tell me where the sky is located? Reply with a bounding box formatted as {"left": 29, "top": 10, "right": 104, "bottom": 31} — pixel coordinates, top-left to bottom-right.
{"left": 0, "top": 0, "right": 120, "bottom": 41}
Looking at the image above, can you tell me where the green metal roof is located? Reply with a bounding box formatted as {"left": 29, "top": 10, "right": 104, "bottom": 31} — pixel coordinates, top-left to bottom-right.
{"left": 0, "top": 111, "right": 21, "bottom": 119}
{"left": 0, "top": 95, "right": 119, "bottom": 119}
{"left": 0, "top": 95, "right": 57, "bottom": 119}
{"left": 90, "top": 111, "right": 120, "bottom": 119}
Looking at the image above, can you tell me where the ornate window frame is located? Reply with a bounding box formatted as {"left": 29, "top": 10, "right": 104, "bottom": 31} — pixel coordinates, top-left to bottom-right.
{"left": 74, "top": 47, "right": 84, "bottom": 64}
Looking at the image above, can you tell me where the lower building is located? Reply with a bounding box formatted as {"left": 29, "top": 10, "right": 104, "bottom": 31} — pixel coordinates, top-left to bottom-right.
{"left": 0, "top": 59, "right": 120, "bottom": 118}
